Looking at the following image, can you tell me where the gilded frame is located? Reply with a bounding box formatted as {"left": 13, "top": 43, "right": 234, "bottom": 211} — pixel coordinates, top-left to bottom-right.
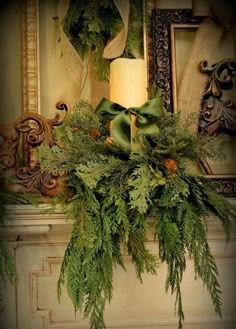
{"left": 22, "top": 0, "right": 40, "bottom": 114}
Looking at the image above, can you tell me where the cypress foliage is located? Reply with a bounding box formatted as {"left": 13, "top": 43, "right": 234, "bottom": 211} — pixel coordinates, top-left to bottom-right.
{"left": 39, "top": 98, "right": 236, "bottom": 329}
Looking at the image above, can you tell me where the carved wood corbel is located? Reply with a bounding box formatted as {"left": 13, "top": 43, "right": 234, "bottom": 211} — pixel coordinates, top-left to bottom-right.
{"left": 0, "top": 102, "right": 69, "bottom": 197}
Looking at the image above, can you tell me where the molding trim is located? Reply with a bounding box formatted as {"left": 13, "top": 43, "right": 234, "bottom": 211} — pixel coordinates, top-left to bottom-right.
{"left": 30, "top": 257, "right": 63, "bottom": 328}
{"left": 22, "top": 0, "right": 40, "bottom": 113}
{"left": 29, "top": 257, "right": 236, "bottom": 329}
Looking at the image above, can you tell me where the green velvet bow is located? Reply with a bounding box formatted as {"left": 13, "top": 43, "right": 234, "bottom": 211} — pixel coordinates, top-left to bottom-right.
{"left": 95, "top": 97, "right": 164, "bottom": 150}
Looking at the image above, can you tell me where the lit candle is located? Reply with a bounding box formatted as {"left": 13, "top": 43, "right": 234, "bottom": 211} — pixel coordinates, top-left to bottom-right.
{"left": 109, "top": 58, "right": 147, "bottom": 149}
{"left": 110, "top": 58, "right": 147, "bottom": 108}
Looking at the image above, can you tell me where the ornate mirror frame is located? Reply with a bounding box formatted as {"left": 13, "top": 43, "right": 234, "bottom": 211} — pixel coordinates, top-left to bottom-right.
{"left": 152, "top": 9, "right": 202, "bottom": 112}
{"left": 152, "top": 8, "right": 236, "bottom": 197}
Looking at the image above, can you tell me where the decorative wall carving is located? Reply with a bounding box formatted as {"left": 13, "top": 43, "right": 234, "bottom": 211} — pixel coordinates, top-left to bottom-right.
{"left": 197, "top": 58, "right": 236, "bottom": 184}
{"left": 0, "top": 102, "right": 69, "bottom": 197}
{"left": 198, "top": 59, "right": 236, "bottom": 136}
{"left": 152, "top": 9, "right": 202, "bottom": 112}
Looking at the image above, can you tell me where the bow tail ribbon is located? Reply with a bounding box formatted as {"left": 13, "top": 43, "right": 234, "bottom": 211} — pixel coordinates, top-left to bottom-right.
{"left": 110, "top": 112, "right": 138, "bottom": 150}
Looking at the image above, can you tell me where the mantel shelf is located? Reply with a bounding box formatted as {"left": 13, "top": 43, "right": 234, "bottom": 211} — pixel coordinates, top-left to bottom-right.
{"left": 2, "top": 202, "right": 236, "bottom": 243}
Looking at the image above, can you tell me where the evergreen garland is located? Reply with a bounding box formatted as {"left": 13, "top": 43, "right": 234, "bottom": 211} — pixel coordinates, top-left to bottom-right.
{"left": 39, "top": 98, "right": 235, "bottom": 329}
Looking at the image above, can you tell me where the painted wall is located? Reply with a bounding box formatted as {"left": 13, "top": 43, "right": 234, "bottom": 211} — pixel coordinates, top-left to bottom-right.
{"left": 0, "top": 1, "right": 22, "bottom": 124}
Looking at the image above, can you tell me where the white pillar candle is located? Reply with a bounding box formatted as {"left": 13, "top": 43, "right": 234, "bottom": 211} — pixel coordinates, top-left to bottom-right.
{"left": 110, "top": 58, "right": 147, "bottom": 108}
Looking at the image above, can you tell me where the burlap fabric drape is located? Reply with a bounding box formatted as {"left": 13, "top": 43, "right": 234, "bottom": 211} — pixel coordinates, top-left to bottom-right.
{"left": 177, "top": 18, "right": 223, "bottom": 130}
{"left": 178, "top": 0, "right": 235, "bottom": 132}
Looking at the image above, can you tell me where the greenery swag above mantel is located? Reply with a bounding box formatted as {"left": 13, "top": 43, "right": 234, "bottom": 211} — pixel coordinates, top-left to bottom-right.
{"left": 62, "top": 0, "right": 144, "bottom": 81}
{"left": 37, "top": 95, "right": 236, "bottom": 329}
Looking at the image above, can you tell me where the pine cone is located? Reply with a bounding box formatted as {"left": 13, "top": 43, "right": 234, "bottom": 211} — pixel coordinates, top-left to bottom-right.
{"left": 164, "top": 158, "right": 177, "bottom": 172}
{"left": 90, "top": 130, "right": 100, "bottom": 139}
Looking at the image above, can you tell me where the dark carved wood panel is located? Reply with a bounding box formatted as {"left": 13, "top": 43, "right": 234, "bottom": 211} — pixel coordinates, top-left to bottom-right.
{"left": 198, "top": 59, "right": 236, "bottom": 136}
{"left": 152, "top": 9, "right": 202, "bottom": 112}
{"left": 198, "top": 58, "right": 236, "bottom": 196}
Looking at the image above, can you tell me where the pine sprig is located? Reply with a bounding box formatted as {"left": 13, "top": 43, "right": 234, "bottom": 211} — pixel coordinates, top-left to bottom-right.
{"left": 75, "top": 155, "right": 122, "bottom": 189}
{"left": 127, "top": 226, "right": 158, "bottom": 282}
{"left": 128, "top": 163, "right": 152, "bottom": 214}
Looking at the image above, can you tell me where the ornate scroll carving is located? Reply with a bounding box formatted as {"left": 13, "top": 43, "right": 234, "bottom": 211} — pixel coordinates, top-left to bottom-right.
{"left": 152, "top": 9, "right": 202, "bottom": 112}
{"left": 198, "top": 59, "right": 236, "bottom": 136}
{"left": 0, "top": 103, "right": 69, "bottom": 197}
{"left": 198, "top": 59, "right": 236, "bottom": 195}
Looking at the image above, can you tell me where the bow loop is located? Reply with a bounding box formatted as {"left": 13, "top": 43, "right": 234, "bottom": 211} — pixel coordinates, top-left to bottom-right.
{"left": 95, "top": 96, "right": 164, "bottom": 150}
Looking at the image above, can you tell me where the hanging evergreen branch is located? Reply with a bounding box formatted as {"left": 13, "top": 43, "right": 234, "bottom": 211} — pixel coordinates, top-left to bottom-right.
{"left": 61, "top": 0, "right": 144, "bottom": 81}
{"left": 39, "top": 98, "right": 236, "bottom": 329}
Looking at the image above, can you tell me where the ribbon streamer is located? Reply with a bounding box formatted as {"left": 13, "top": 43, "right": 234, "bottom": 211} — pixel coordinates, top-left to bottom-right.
{"left": 103, "top": 0, "right": 130, "bottom": 59}
{"left": 95, "top": 97, "right": 164, "bottom": 150}
{"left": 57, "top": 0, "right": 83, "bottom": 83}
